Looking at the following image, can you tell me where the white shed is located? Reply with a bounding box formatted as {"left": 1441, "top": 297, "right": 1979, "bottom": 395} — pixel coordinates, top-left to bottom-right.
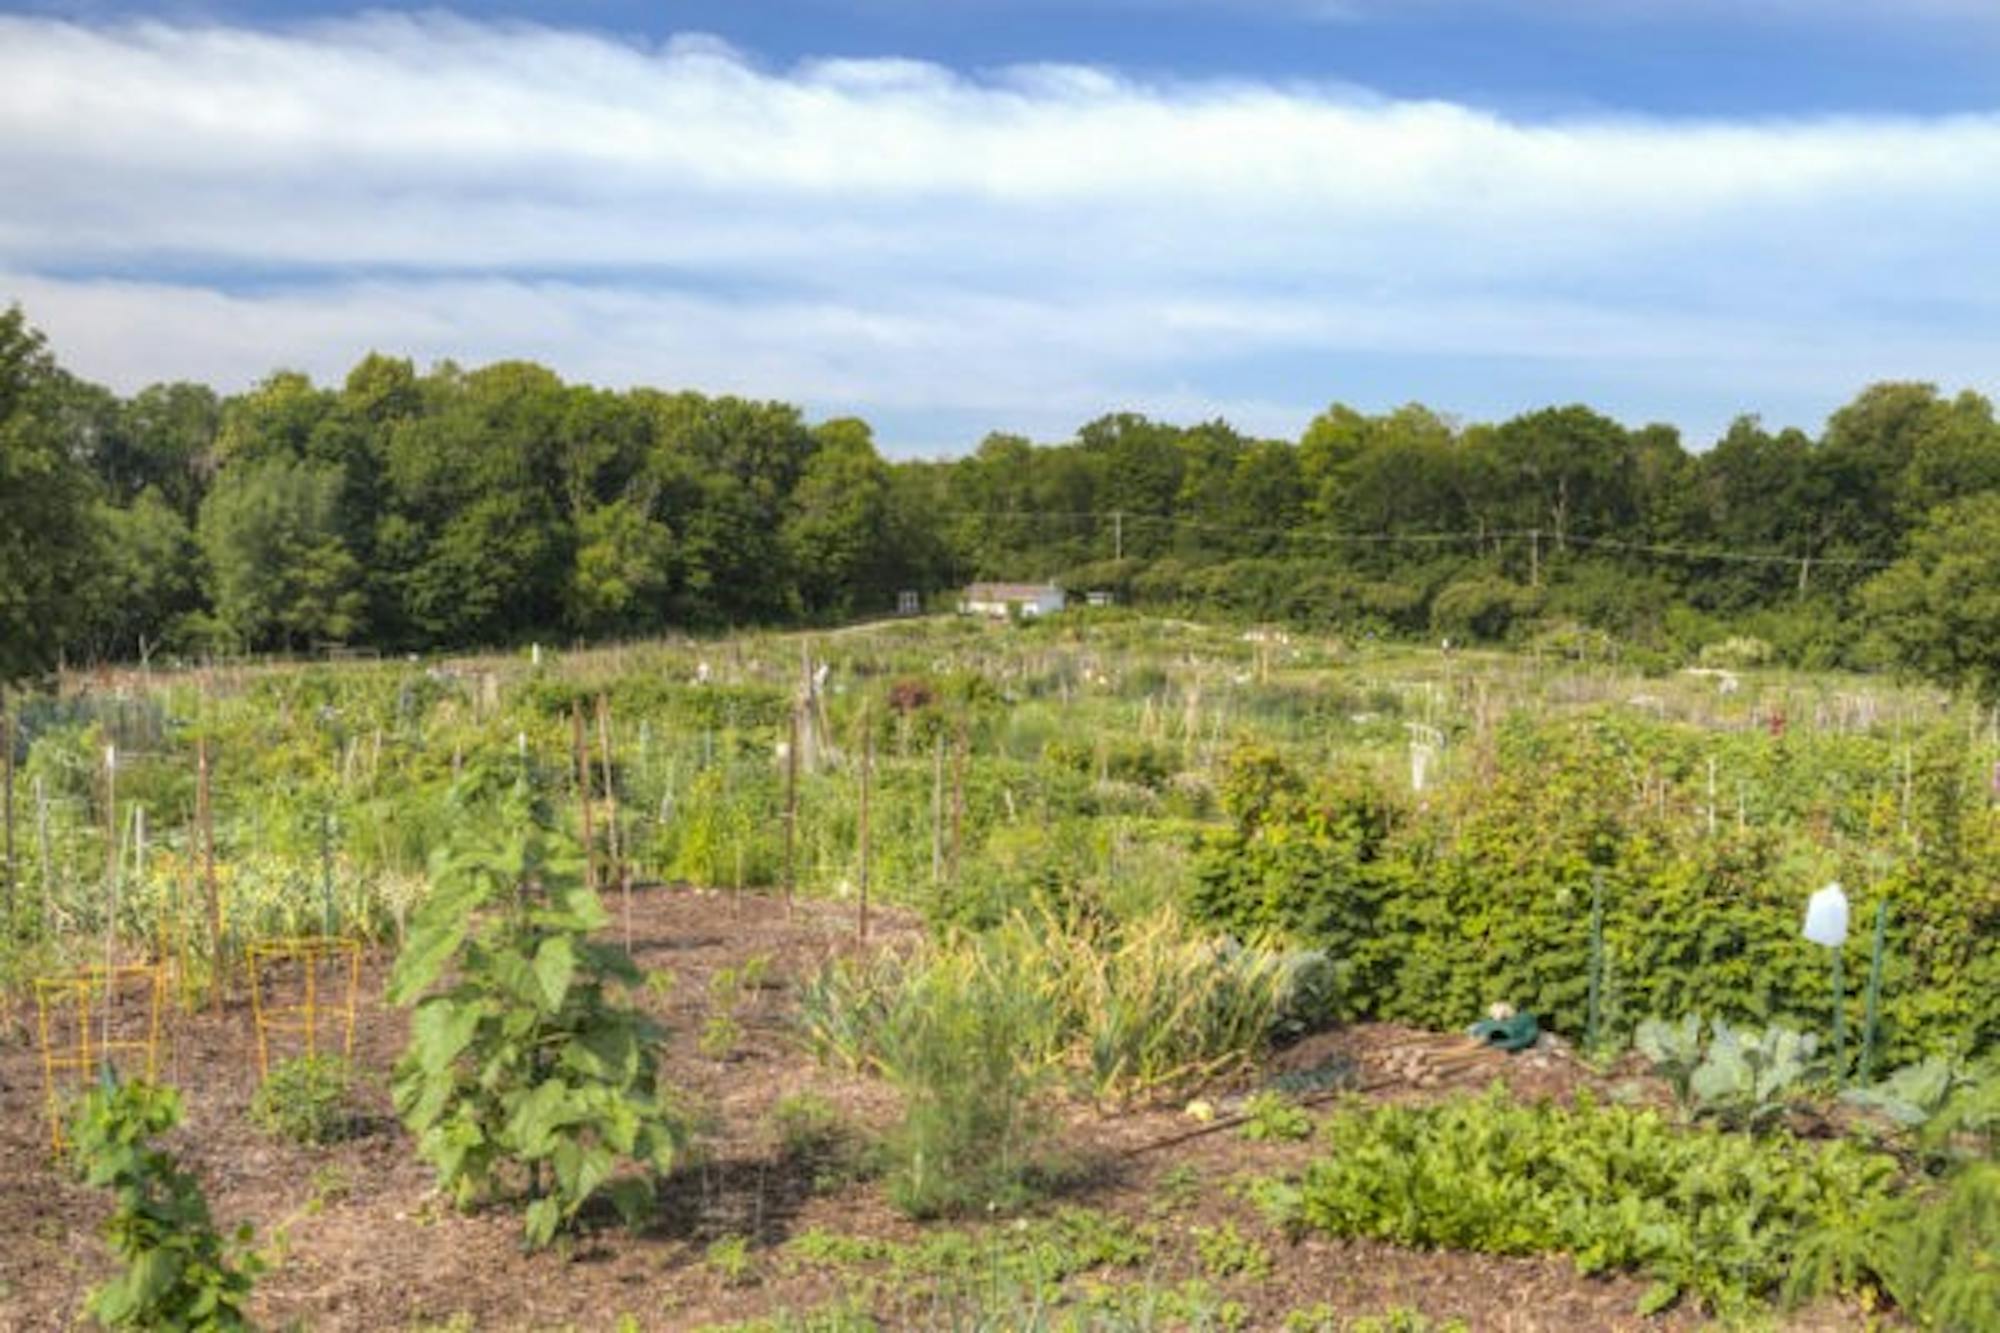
{"left": 959, "top": 582, "right": 1066, "bottom": 619}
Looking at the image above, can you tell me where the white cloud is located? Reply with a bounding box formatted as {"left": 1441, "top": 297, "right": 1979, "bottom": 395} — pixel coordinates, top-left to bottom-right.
{"left": 1, "top": 12, "right": 1997, "bottom": 450}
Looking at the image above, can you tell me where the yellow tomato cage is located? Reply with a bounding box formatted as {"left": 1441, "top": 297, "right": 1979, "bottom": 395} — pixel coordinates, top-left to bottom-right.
{"left": 34, "top": 965, "right": 167, "bottom": 1154}
{"left": 247, "top": 936, "right": 361, "bottom": 1079}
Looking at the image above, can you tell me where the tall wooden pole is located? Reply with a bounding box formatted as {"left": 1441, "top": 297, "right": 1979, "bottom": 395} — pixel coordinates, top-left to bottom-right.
{"left": 596, "top": 696, "right": 622, "bottom": 882}
{"left": 783, "top": 703, "right": 800, "bottom": 920}
{"left": 199, "top": 738, "right": 223, "bottom": 1015}
{"left": 572, "top": 702, "right": 596, "bottom": 892}
{"left": 102, "top": 744, "right": 119, "bottom": 1034}
{"left": 595, "top": 694, "right": 628, "bottom": 947}
{"left": 35, "top": 774, "right": 53, "bottom": 933}
{"left": 930, "top": 730, "right": 945, "bottom": 888}
{"left": 857, "top": 705, "right": 872, "bottom": 944}
{"left": 2, "top": 705, "right": 15, "bottom": 925}
{"left": 948, "top": 718, "right": 968, "bottom": 884}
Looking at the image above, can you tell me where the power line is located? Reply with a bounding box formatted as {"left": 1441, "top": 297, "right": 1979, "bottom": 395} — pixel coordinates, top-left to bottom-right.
{"left": 937, "top": 509, "right": 1897, "bottom": 570}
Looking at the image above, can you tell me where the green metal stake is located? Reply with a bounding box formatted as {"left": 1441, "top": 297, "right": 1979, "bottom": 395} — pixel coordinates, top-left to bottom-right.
{"left": 1832, "top": 944, "right": 1847, "bottom": 1087}
{"left": 1585, "top": 869, "right": 1605, "bottom": 1054}
{"left": 320, "top": 808, "right": 335, "bottom": 937}
{"left": 1860, "top": 900, "right": 1888, "bottom": 1084}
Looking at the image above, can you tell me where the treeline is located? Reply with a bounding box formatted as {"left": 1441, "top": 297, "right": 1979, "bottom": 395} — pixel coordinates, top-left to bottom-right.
{"left": 6, "top": 303, "right": 2000, "bottom": 684}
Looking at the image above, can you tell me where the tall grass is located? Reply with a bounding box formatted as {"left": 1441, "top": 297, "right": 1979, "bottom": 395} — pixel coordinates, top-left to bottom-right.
{"left": 798, "top": 906, "right": 1308, "bottom": 1107}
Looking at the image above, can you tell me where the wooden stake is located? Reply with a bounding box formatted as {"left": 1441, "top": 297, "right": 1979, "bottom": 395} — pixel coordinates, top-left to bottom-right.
{"left": 930, "top": 729, "right": 945, "bottom": 888}
{"left": 199, "top": 739, "right": 223, "bottom": 1015}
{"left": 948, "top": 719, "right": 968, "bottom": 883}
{"left": 35, "top": 773, "right": 53, "bottom": 934}
{"left": 2, "top": 705, "right": 14, "bottom": 924}
{"left": 783, "top": 703, "right": 800, "bottom": 919}
{"left": 857, "top": 705, "right": 872, "bottom": 944}
{"left": 595, "top": 694, "right": 627, "bottom": 946}
{"left": 573, "top": 702, "right": 596, "bottom": 892}
{"left": 102, "top": 744, "right": 119, "bottom": 1033}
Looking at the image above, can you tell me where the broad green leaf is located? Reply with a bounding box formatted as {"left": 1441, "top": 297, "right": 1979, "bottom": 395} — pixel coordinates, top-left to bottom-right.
{"left": 410, "top": 998, "right": 483, "bottom": 1075}
{"left": 603, "top": 1177, "right": 654, "bottom": 1228}
{"left": 534, "top": 936, "right": 576, "bottom": 1012}
{"left": 524, "top": 1197, "right": 562, "bottom": 1249}
{"left": 388, "top": 918, "right": 467, "bottom": 1005}
{"left": 506, "top": 1078, "right": 574, "bottom": 1156}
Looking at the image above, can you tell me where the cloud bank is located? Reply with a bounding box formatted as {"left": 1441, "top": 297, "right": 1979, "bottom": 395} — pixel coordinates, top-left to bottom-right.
{"left": 2, "top": 12, "right": 1996, "bottom": 450}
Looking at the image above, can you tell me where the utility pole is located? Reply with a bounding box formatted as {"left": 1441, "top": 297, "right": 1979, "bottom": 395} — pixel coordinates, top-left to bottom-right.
{"left": 1528, "top": 528, "right": 1541, "bottom": 587}
{"left": 1113, "top": 510, "right": 1123, "bottom": 562}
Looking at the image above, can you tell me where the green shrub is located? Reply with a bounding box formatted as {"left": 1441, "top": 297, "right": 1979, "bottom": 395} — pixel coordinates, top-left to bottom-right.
{"left": 250, "top": 1054, "right": 356, "bottom": 1146}
{"left": 69, "top": 1077, "right": 262, "bottom": 1330}
{"left": 1192, "top": 721, "right": 2000, "bottom": 1061}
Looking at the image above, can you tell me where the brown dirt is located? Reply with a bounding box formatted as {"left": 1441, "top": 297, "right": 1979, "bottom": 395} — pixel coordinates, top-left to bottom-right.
{"left": 0, "top": 890, "right": 1869, "bottom": 1331}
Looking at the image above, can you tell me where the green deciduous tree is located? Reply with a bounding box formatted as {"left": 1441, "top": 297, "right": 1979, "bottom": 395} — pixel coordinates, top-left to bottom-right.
{"left": 197, "top": 456, "right": 366, "bottom": 651}
{"left": 0, "top": 306, "right": 104, "bottom": 680}
{"left": 1862, "top": 492, "right": 2000, "bottom": 703}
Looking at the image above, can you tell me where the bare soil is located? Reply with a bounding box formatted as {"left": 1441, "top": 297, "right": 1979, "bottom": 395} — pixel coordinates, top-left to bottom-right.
{"left": 0, "top": 889, "right": 1868, "bottom": 1331}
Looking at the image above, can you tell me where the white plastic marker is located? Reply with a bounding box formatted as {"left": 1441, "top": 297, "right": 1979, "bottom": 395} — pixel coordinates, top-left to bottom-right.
{"left": 1803, "top": 881, "right": 1850, "bottom": 1080}
{"left": 1802, "top": 882, "right": 1849, "bottom": 947}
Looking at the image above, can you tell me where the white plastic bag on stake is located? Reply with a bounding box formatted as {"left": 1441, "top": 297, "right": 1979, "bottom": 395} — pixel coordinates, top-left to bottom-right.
{"left": 1802, "top": 882, "right": 1850, "bottom": 947}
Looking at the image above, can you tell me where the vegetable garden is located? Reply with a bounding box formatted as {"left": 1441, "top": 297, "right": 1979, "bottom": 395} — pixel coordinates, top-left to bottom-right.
{"left": 0, "top": 613, "right": 1994, "bottom": 1330}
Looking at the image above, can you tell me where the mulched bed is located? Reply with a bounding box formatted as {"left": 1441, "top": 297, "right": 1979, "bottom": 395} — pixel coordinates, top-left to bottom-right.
{"left": 0, "top": 889, "right": 1867, "bottom": 1331}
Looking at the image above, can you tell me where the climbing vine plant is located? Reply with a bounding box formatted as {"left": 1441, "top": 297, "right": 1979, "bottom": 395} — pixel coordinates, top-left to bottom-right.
{"left": 388, "top": 761, "right": 684, "bottom": 1248}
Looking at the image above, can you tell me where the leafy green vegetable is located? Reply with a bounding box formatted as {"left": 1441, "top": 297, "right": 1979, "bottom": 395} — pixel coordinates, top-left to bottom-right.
{"left": 389, "top": 760, "right": 685, "bottom": 1248}
{"left": 69, "top": 1076, "right": 263, "bottom": 1331}
{"left": 1293, "top": 1087, "right": 1902, "bottom": 1317}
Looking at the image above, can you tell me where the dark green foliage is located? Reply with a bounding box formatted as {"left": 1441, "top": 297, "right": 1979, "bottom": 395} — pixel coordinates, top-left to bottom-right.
{"left": 249, "top": 1055, "right": 356, "bottom": 1146}
{"left": 387, "top": 763, "right": 685, "bottom": 1248}
{"left": 1293, "top": 1088, "right": 1902, "bottom": 1316}
{"left": 12, "top": 287, "right": 2000, "bottom": 671}
{"left": 0, "top": 305, "right": 104, "bottom": 681}
{"left": 1864, "top": 492, "right": 2000, "bottom": 703}
{"left": 1868, "top": 1161, "right": 2000, "bottom": 1331}
{"left": 68, "top": 1077, "right": 262, "bottom": 1330}
{"left": 1192, "top": 723, "right": 2000, "bottom": 1061}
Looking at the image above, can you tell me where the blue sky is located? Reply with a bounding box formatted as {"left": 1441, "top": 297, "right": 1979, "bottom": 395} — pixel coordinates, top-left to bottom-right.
{"left": 4, "top": 0, "right": 1999, "bottom": 454}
